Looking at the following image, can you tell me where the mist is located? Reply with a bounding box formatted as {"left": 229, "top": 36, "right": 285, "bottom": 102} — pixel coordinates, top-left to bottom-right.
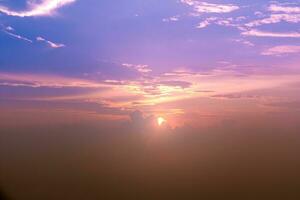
{"left": 1, "top": 111, "right": 300, "bottom": 200}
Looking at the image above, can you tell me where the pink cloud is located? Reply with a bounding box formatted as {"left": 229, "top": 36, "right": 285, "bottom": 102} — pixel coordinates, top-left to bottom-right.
{"left": 181, "top": 0, "right": 239, "bottom": 14}
{"left": 262, "top": 45, "right": 300, "bottom": 56}
{"left": 242, "top": 29, "right": 300, "bottom": 38}
{"left": 268, "top": 4, "right": 300, "bottom": 13}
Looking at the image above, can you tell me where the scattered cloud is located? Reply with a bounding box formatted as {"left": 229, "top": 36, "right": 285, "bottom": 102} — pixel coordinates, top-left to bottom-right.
{"left": 180, "top": 0, "right": 239, "bottom": 14}
{"left": 246, "top": 14, "right": 300, "bottom": 27}
{"left": 245, "top": 3, "right": 300, "bottom": 27}
{"left": 196, "top": 16, "right": 247, "bottom": 30}
{"left": 157, "top": 81, "right": 192, "bottom": 89}
{"left": 261, "top": 45, "right": 300, "bottom": 56}
{"left": 268, "top": 4, "right": 300, "bottom": 13}
{"left": 233, "top": 39, "right": 254, "bottom": 47}
{"left": 196, "top": 17, "right": 217, "bottom": 28}
{"left": 122, "top": 63, "right": 152, "bottom": 73}
{"left": 162, "top": 15, "right": 180, "bottom": 22}
{"left": 5, "top": 26, "right": 14, "bottom": 31}
{"left": 36, "top": 36, "right": 65, "bottom": 48}
{"left": 0, "top": 0, "right": 76, "bottom": 17}
{"left": 242, "top": 29, "right": 300, "bottom": 38}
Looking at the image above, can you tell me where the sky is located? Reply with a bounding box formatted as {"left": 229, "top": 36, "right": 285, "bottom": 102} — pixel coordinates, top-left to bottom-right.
{"left": 1, "top": 1, "right": 300, "bottom": 199}
{"left": 0, "top": 0, "right": 300, "bottom": 128}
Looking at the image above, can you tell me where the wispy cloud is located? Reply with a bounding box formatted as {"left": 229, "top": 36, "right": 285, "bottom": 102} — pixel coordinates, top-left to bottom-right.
{"left": 0, "top": 0, "right": 76, "bottom": 17}
{"left": 196, "top": 16, "right": 247, "bottom": 30}
{"left": 245, "top": 3, "right": 300, "bottom": 27}
{"left": 233, "top": 39, "right": 254, "bottom": 47}
{"left": 0, "top": 73, "right": 105, "bottom": 88}
{"left": 246, "top": 14, "right": 300, "bottom": 27}
{"left": 242, "top": 29, "right": 300, "bottom": 38}
{"left": 122, "top": 63, "right": 152, "bottom": 73}
{"left": 262, "top": 45, "right": 300, "bottom": 56}
{"left": 268, "top": 4, "right": 300, "bottom": 13}
{"left": 196, "top": 17, "right": 217, "bottom": 28}
{"left": 162, "top": 15, "right": 180, "bottom": 22}
{"left": 2, "top": 26, "right": 32, "bottom": 43}
{"left": 5, "top": 26, "right": 14, "bottom": 31}
{"left": 181, "top": 0, "right": 239, "bottom": 14}
{"left": 36, "top": 36, "right": 65, "bottom": 48}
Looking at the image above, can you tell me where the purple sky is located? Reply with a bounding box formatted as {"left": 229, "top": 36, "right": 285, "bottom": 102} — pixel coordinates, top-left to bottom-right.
{"left": 0, "top": 0, "right": 300, "bottom": 127}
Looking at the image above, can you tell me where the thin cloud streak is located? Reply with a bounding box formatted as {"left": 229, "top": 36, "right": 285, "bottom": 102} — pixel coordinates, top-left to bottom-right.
{"left": 262, "top": 45, "right": 300, "bottom": 56}
{"left": 268, "top": 4, "right": 300, "bottom": 13}
{"left": 246, "top": 14, "right": 300, "bottom": 27}
{"left": 0, "top": 73, "right": 108, "bottom": 88}
{"left": 36, "top": 36, "right": 65, "bottom": 48}
{"left": 2, "top": 30, "right": 33, "bottom": 43}
{"left": 122, "top": 63, "right": 152, "bottom": 73}
{"left": 242, "top": 29, "right": 300, "bottom": 38}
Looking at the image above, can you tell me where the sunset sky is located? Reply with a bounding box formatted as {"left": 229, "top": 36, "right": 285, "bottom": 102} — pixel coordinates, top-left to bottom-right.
{"left": 1, "top": 1, "right": 300, "bottom": 199}
{"left": 0, "top": 0, "right": 300, "bottom": 128}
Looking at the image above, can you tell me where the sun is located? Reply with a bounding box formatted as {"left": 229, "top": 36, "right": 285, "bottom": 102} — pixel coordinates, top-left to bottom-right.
{"left": 157, "top": 117, "right": 166, "bottom": 126}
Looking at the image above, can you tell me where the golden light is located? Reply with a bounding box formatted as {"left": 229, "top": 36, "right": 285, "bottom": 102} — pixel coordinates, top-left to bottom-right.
{"left": 157, "top": 117, "right": 166, "bottom": 126}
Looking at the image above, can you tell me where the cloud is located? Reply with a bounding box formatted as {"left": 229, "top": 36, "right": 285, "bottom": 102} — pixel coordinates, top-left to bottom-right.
{"left": 122, "top": 63, "right": 152, "bottom": 73}
{"left": 242, "top": 29, "right": 300, "bottom": 38}
{"left": 268, "top": 4, "right": 300, "bottom": 13}
{"left": 196, "top": 17, "right": 217, "bottom": 28}
{"left": 36, "top": 36, "right": 65, "bottom": 48}
{"left": 2, "top": 29, "right": 33, "bottom": 43}
{"left": 233, "top": 39, "right": 254, "bottom": 47}
{"left": 2, "top": 65, "right": 300, "bottom": 114}
{"left": 0, "top": 0, "right": 76, "bottom": 17}
{"left": 196, "top": 16, "right": 248, "bottom": 30}
{"left": 245, "top": 3, "right": 300, "bottom": 27}
{"left": 0, "top": 73, "right": 107, "bottom": 88}
{"left": 181, "top": 0, "right": 239, "bottom": 14}
{"left": 261, "top": 45, "right": 300, "bottom": 56}
{"left": 246, "top": 14, "right": 300, "bottom": 27}
{"left": 157, "top": 81, "right": 192, "bottom": 89}
{"left": 212, "top": 93, "right": 260, "bottom": 100}
{"left": 129, "top": 110, "right": 157, "bottom": 129}
{"left": 162, "top": 15, "right": 180, "bottom": 22}
{"left": 5, "top": 26, "right": 14, "bottom": 31}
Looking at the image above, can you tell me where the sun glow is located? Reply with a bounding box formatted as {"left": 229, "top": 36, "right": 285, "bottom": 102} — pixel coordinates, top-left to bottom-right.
{"left": 157, "top": 117, "right": 166, "bottom": 126}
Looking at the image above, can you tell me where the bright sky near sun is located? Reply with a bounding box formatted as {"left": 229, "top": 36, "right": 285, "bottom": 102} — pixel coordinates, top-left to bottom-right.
{"left": 0, "top": 0, "right": 300, "bottom": 127}
{"left": 157, "top": 117, "right": 166, "bottom": 126}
